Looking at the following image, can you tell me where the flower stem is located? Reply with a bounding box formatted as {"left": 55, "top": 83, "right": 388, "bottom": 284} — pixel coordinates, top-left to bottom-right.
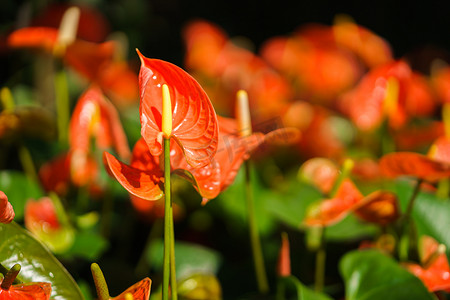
{"left": 399, "top": 179, "right": 422, "bottom": 261}
{"left": 314, "top": 227, "right": 326, "bottom": 293}
{"left": 54, "top": 68, "right": 70, "bottom": 145}
{"left": 244, "top": 160, "right": 269, "bottom": 294}
{"left": 163, "top": 137, "right": 176, "bottom": 300}
{"left": 170, "top": 210, "right": 178, "bottom": 300}
{"left": 403, "top": 179, "right": 422, "bottom": 224}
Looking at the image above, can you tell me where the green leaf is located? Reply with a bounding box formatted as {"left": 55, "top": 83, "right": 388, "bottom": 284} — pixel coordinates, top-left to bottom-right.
{"left": 340, "top": 249, "right": 433, "bottom": 300}
{"left": 396, "top": 180, "right": 450, "bottom": 252}
{"left": 0, "top": 170, "right": 44, "bottom": 220}
{"left": 0, "top": 222, "right": 84, "bottom": 300}
{"left": 65, "top": 230, "right": 109, "bottom": 260}
{"left": 278, "top": 276, "right": 333, "bottom": 300}
{"left": 214, "top": 168, "right": 276, "bottom": 235}
{"left": 267, "top": 180, "right": 322, "bottom": 229}
{"left": 147, "top": 240, "right": 222, "bottom": 280}
{"left": 326, "top": 214, "right": 378, "bottom": 242}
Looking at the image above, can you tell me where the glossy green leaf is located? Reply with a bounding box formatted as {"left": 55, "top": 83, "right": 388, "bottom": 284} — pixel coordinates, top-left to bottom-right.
{"left": 0, "top": 222, "right": 84, "bottom": 300}
{"left": 214, "top": 168, "right": 276, "bottom": 235}
{"left": 396, "top": 180, "right": 450, "bottom": 252}
{"left": 0, "top": 170, "right": 44, "bottom": 220}
{"left": 147, "top": 240, "right": 222, "bottom": 280}
{"left": 340, "top": 249, "right": 433, "bottom": 300}
{"left": 278, "top": 276, "right": 333, "bottom": 300}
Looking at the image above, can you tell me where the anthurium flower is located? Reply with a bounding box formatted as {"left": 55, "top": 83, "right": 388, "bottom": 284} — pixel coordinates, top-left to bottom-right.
{"left": 137, "top": 50, "right": 218, "bottom": 169}
{"left": 332, "top": 15, "right": 393, "bottom": 68}
{"left": 7, "top": 19, "right": 138, "bottom": 105}
{"left": 30, "top": 3, "right": 110, "bottom": 43}
{"left": 0, "top": 264, "right": 52, "bottom": 300}
{"left": 301, "top": 158, "right": 399, "bottom": 226}
{"left": 69, "top": 85, "right": 130, "bottom": 161}
{"left": 104, "top": 116, "right": 266, "bottom": 203}
{"left": 110, "top": 278, "right": 151, "bottom": 300}
{"left": 0, "top": 191, "right": 14, "bottom": 224}
{"left": 24, "top": 197, "right": 74, "bottom": 253}
{"left": 403, "top": 236, "right": 450, "bottom": 292}
{"left": 337, "top": 60, "right": 436, "bottom": 131}
{"left": 379, "top": 136, "right": 450, "bottom": 182}
{"left": 261, "top": 32, "right": 361, "bottom": 104}
{"left": 182, "top": 20, "right": 292, "bottom": 120}
{"left": 91, "top": 263, "right": 151, "bottom": 300}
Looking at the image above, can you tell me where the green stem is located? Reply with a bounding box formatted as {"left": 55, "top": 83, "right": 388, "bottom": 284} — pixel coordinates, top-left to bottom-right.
{"left": 399, "top": 179, "right": 422, "bottom": 261}
{"left": 170, "top": 208, "right": 178, "bottom": 300}
{"left": 244, "top": 160, "right": 269, "bottom": 294}
{"left": 54, "top": 68, "right": 70, "bottom": 145}
{"left": 91, "top": 263, "right": 110, "bottom": 300}
{"left": 314, "top": 227, "right": 326, "bottom": 293}
{"left": 276, "top": 279, "right": 285, "bottom": 300}
{"left": 403, "top": 179, "right": 422, "bottom": 224}
{"left": 18, "top": 144, "right": 38, "bottom": 183}
{"left": 163, "top": 137, "right": 175, "bottom": 300}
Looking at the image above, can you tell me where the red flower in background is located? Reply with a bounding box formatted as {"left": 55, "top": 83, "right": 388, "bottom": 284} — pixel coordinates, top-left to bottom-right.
{"left": 7, "top": 7, "right": 138, "bottom": 106}
{"left": 39, "top": 86, "right": 129, "bottom": 195}
{"left": 183, "top": 20, "right": 292, "bottom": 120}
{"left": 380, "top": 136, "right": 450, "bottom": 182}
{"left": 30, "top": 3, "right": 110, "bottom": 43}
{"left": 0, "top": 191, "right": 14, "bottom": 224}
{"left": 301, "top": 158, "right": 399, "bottom": 226}
{"left": 404, "top": 236, "right": 450, "bottom": 292}
{"left": 24, "top": 197, "right": 75, "bottom": 253}
{"left": 337, "top": 60, "right": 436, "bottom": 131}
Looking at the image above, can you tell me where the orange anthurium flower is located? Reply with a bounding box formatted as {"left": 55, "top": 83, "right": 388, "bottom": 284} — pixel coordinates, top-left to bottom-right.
{"left": 298, "top": 157, "right": 339, "bottom": 195}
{"left": 24, "top": 197, "right": 75, "bottom": 253}
{"left": 305, "top": 179, "right": 399, "bottom": 226}
{"left": 69, "top": 85, "right": 130, "bottom": 160}
{"left": 332, "top": 15, "right": 393, "bottom": 68}
{"left": 353, "top": 190, "right": 400, "bottom": 225}
{"left": 8, "top": 25, "right": 138, "bottom": 106}
{"left": 137, "top": 50, "right": 218, "bottom": 169}
{"left": 0, "top": 279, "right": 52, "bottom": 300}
{"left": 304, "top": 179, "right": 363, "bottom": 226}
{"left": 379, "top": 136, "right": 450, "bottom": 182}
{"left": 111, "top": 278, "right": 152, "bottom": 300}
{"left": 338, "top": 60, "right": 436, "bottom": 131}
{"left": 25, "top": 197, "right": 61, "bottom": 232}
{"left": 67, "top": 85, "right": 129, "bottom": 187}
{"left": 301, "top": 158, "right": 399, "bottom": 226}
{"left": 182, "top": 20, "right": 292, "bottom": 120}
{"left": 432, "top": 66, "right": 450, "bottom": 104}
{"left": 30, "top": 3, "right": 110, "bottom": 43}
{"left": 261, "top": 32, "right": 361, "bottom": 104}
{"left": 0, "top": 191, "right": 14, "bottom": 224}
{"left": 104, "top": 116, "right": 267, "bottom": 203}
{"left": 404, "top": 236, "right": 450, "bottom": 292}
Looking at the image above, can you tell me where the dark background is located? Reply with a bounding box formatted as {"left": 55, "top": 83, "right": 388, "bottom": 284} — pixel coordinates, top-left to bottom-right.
{"left": 2, "top": 0, "right": 450, "bottom": 70}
